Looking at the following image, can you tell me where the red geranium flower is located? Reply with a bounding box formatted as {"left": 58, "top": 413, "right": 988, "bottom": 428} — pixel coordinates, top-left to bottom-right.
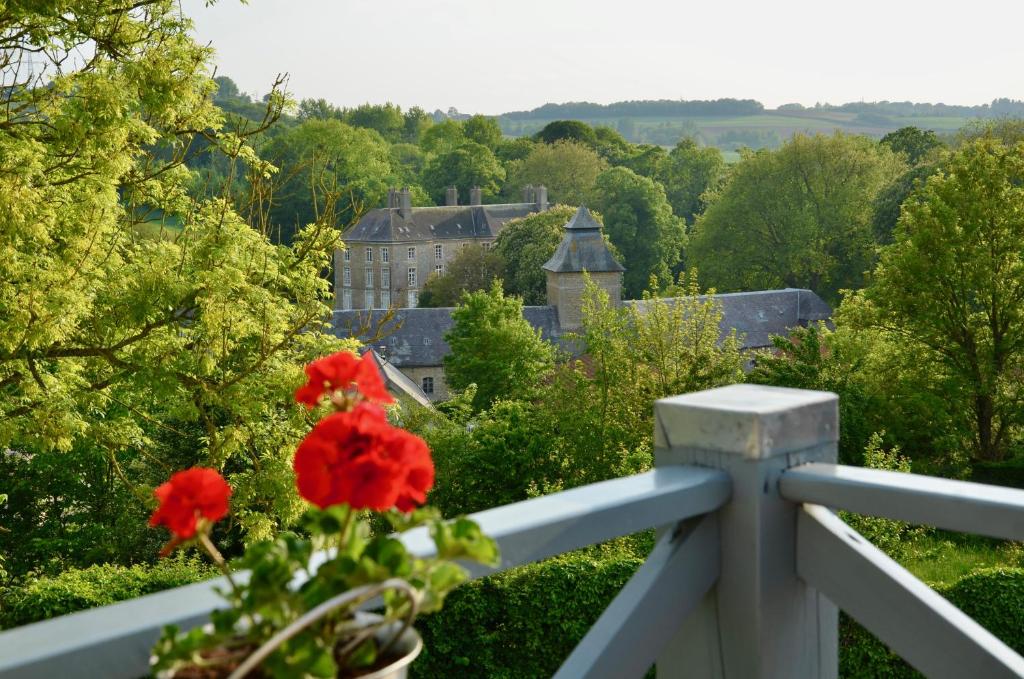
{"left": 149, "top": 467, "right": 231, "bottom": 539}
{"left": 387, "top": 428, "right": 435, "bottom": 512}
{"left": 295, "top": 351, "right": 393, "bottom": 408}
{"left": 293, "top": 403, "right": 401, "bottom": 510}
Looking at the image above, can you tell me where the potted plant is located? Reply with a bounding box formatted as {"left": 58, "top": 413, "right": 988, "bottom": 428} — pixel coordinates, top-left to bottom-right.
{"left": 149, "top": 351, "right": 499, "bottom": 678}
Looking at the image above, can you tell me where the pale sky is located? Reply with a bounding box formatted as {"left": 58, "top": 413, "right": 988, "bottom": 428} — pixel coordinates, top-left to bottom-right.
{"left": 182, "top": 0, "right": 1024, "bottom": 115}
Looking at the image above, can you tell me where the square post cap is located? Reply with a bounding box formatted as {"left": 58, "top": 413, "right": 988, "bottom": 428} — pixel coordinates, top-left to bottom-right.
{"left": 655, "top": 384, "right": 837, "bottom": 459}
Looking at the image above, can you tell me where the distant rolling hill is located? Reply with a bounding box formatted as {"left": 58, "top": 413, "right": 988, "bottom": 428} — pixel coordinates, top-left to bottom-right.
{"left": 498, "top": 101, "right": 988, "bottom": 159}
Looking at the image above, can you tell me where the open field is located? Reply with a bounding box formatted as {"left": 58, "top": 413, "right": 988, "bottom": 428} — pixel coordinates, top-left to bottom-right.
{"left": 500, "top": 109, "right": 979, "bottom": 158}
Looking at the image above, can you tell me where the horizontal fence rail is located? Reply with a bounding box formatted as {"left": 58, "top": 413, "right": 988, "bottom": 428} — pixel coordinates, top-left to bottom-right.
{"left": 798, "top": 503, "right": 1024, "bottom": 678}
{"left": 0, "top": 466, "right": 729, "bottom": 679}
{"left": 780, "top": 462, "right": 1024, "bottom": 542}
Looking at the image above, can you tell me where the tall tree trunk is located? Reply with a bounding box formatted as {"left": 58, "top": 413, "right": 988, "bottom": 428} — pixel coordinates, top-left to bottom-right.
{"left": 975, "top": 392, "right": 1001, "bottom": 461}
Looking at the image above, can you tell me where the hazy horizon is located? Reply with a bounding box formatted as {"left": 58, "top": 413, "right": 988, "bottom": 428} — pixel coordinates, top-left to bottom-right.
{"left": 183, "top": 0, "right": 1024, "bottom": 115}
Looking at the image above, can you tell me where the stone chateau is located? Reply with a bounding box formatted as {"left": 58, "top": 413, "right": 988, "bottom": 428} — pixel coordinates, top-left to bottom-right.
{"left": 333, "top": 205, "right": 831, "bottom": 402}
{"left": 335, "top": 185, "right": 549, "bottom": 311}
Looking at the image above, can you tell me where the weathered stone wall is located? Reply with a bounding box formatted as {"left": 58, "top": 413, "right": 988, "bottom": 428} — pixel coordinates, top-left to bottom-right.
{"left": 399, "top": 366, "right": 449, "bottom": 402}
{"left": 546, "top": 271, "right": 623, "bottom": 331}
{"left": 337, "top": 237, "right": 494, "bottom": 310}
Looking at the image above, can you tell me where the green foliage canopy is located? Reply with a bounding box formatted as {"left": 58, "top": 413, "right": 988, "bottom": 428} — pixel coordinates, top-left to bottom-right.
{"left": 656, "top": 138, "right": 726, "bottom": 225}
{"left": 690, "top": 133, "right": 905, "bottom": 304}
{"left": 264, "top": 119, "right": 395, "bottom": 242}
{"left": 850, "top": 138, "right": 1024, "bottom": 462}
{"left": 421, "top": 142, "right": 505, "bottom": 205}
{"left": 507, "top": 141, "right": 606, "bottom": 206}
{"left": 880, "top": 126, "right": 943, "bottom": 164}
{"left": 588, "top": 167, "right": 686, "bottom": 298}
{"left": 0, "top": 0, "right": 350, "bottom": 572}
{"left": 534, "top": 119, "right": 598, "bottom": 146}
{"left": 442, "top": 282, "right": 555, "bottom": 411}
{"left": 418, "top": 244, "right": 505, "bottom": 308}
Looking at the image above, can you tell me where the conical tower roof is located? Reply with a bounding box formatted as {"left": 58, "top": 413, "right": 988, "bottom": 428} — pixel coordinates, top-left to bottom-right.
{"left": 542, "top": 206, "right": 625, "bottom": 273}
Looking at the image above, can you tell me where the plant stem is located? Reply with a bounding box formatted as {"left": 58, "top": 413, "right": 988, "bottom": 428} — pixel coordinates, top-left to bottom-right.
{"left": 198, "top": 531, "right": 242, "bottom": 600}
{"left": 338, "top": 506, "right": 354, "bottom": 555}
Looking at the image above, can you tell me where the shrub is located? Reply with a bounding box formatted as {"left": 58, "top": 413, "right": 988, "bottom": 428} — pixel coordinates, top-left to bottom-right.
{"left": 840, "top": 433, "right": 928, "bottom": 557}
{"left": 840, "top": 567, "right": 1024, "bottom": 677}
{"left": 0, "top": 556, "right": 214, "bottom": 630}
{"left": 414, "top": 549, "right": 1024, "bottom": 679}
{"left": 412, "top": 544, "right": 644, "bottom": 678}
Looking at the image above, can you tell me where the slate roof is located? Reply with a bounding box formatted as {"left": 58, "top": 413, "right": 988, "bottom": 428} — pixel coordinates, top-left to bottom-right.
{"left": 332, "top": 288, "right": 832, "bottom": 368}
{"left": 542, "top": 206, "right": 625, "bottom": 273}
{"left": 627, "top": 288, "right": 833, "bottom": 350}
{"left": 343, "top": 203, "right": 540, "bottom": 243}
{"left": 334, "top": 306, "right": 564, "bottom": 368}
{"left": 362, "top": 349, "right": 434, "bottom": 409}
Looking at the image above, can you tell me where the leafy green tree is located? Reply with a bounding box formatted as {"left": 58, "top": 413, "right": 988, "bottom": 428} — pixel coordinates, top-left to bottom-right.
{"left": 213, "top": 75, "right": 242, "bottom": 101}
{"left": 0, "top": 0, "right": 348, "bottom": 574}
{"left": 421, "top": 142, "right": 505, "bottom": 205}
{"left": 957, "top": 118, "right": 1024, "bottom": 147}
{"left": 592, "top": 126, "right": 633, "bottom": 164}
{"left": 416, "top": 399, "right": 560, "bottom": 517}
{"left": 495, "top": 137, "right": 537, "bottom": 163}
{"left": 297, "top": 97, "right": 342, "bottom": 121}
{"left": 748, "top": 324, "right": 878, "bottom": 464}
{"left": 263, "top": 119, "right": 394, "bottom": 242}
{"left": 402, "top": 106, "right": 433, "bottom": 144}
{"left": 617, "top": 144, "right": 666, "bottom": 178}
{"left": 880, "top": 126, "right": 943, "bottom": 164}
{"left": 656, "top": 139, "right": 726, "bottom": 225}
{"left": 871, "top": 162, "right": 941, "bottom": 245}
{"left": 342, "top": 102, "right": 405, "bottom": 142}
{"left": 507, "top": 141, "right": 606, "bottom": 205}
{"left": 849, "top": 138, "right": 1024, "bottom": 462}
{"left": 535, "top": 120, "right": 597, "bottom": 146}
{"left": 420, "top": 119, "right": 467, "bottom": 154}
{"left": 389, "top": 143, "right": 428, "bottom": 189}
{"left": 588, "top": 167, "right": 686, "bottom": 297}
{"left": 418, "top": 244, "right": 505, "bottom": 307}
{"left": 462, "top": 115, "right": 504, "bottom": 150}
{"left": 541, "top": 274, "right": 743, "bottom": 486}
{"left": 690, "top": 133, "right": 905, "bottom": 304}
{"left": 443, "top": 282, "right": 555, "bottom": 411}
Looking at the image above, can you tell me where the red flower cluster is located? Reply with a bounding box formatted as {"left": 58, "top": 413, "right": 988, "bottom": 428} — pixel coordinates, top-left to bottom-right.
{"left": 149, "top": 467, "right": 231, "bottom": 539}
{"left": 295, "top": 351, "right": 393, "bottom": 408}
{"left": 293, "top": 403, "right": 434, "bottom": 512}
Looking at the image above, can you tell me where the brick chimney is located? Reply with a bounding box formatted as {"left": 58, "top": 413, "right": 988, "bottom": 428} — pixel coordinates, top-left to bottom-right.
{"left": 470, "top": 186, "right": 482, "bottom": 206}
{"left": 445, "top": 186, "right": 458, "bottom": 206}
{"left": 522, "top": 184, "right": 535, "bottom": 203}
{"left": 535, "top": 185, "right": 548, "bottom": 212}
{"left": 399, "top": 187, "right": 412, "bottom": 218}
{"left": 386, "top": 187, "right": 399, "bottom": 209}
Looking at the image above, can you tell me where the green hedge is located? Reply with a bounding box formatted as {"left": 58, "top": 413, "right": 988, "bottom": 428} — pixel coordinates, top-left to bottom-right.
{"left": 838, "top": 567, "right": 1024, "bottom": 678}
{"left": 0, "top": 556, "right": 214, "bottom": 630}
{"left": 414, "top": 555, "right": 1024, "bottom": 679}
{"left": 413, "top": 545, "right": 644, "bottom": 678}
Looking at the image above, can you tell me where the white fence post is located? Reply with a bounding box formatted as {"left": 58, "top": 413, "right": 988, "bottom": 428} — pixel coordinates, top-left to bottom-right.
{"left": 653, "top": 384, "right": 839, "bottom": 679}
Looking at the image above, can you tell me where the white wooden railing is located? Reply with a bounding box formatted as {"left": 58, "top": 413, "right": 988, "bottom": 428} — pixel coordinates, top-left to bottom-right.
{"left": 2, "top": 384, "right": 1024, "bottom": 678}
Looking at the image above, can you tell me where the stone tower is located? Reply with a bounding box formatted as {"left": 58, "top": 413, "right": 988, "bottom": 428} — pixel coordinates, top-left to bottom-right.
{"left": 542, "top": 205, "right": 625, "bottom": 331}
